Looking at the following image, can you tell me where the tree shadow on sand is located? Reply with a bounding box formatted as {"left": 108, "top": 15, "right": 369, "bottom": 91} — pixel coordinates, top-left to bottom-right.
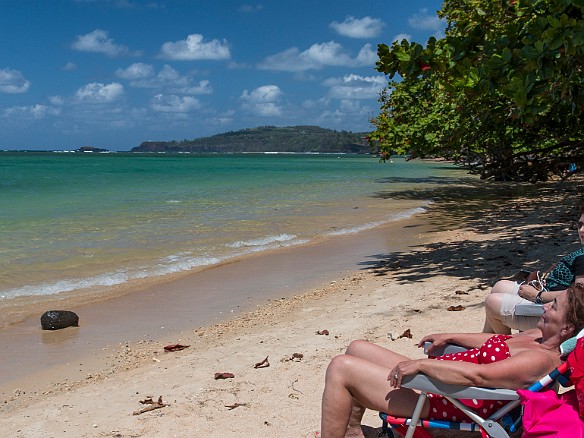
{"left": 360, "top": 174, "right": 583, "bottom": 287}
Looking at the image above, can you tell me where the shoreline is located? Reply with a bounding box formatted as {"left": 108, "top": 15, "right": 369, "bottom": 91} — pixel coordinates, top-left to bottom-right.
{"left": 0, "top": 211, "right": 436, "bottom": 400}
{"left": 1, "top": 175, "right": 582, "bottom": 437}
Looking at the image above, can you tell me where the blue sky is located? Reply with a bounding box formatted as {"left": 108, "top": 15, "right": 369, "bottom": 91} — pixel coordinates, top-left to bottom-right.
{"left": 0, "top": 0, "right": 445, "bottom": 151}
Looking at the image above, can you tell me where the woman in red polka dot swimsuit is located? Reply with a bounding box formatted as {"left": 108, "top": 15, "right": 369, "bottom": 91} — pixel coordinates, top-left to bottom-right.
{"left": 321, "top": 284, "right": 584, "bottom": 438}
{"left": 427, "top": 334, "right": 511, "bottom": 422}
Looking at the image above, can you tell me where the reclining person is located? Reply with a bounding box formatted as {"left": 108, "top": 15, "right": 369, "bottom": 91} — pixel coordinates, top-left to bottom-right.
{"left": 483, "top": 204, "right": 584, "bottom": 334}
{"left": 320, "top": 283, "right": 584, "bottom": 438}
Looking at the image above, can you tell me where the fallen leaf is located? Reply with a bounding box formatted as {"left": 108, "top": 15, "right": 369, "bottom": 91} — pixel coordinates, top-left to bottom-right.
{"left": 316, "top": 330, "right": 329, "bottom": 335}
{"left": 214, "top": 372, "right": 235, "bottom": 380}
{"left": 164, "top": 344, "right": 190, "bottom": 352}
{"left": 225, "top": 403, "right": 247, "bottom": 410}
{"left": 254, "top": 356, "right": 270, "bottom": 369}
{"left": 447, "top": 305, "right": 465, "bottom": 311}
{"left": 133, "top": 396, "right": 168, "bottom": 415}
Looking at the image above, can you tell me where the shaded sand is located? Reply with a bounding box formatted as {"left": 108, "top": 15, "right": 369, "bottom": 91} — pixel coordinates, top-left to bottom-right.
{"left": 0, "top": 175, "right": 582, "bottom": 437}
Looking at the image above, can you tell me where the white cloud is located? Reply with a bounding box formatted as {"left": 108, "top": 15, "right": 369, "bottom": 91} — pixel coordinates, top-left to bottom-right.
{"left": 323, "top": 74, "right": 386, "bottom": 100}
{"left": 181, "top": 80, "right": 213, "bottom": 95}
{"left": 62, "top": 62, "right": 78, "bottom": 71}
{"left": 116, "top": 63, "right": 154, "bottom": 80}
{"left": 408, "top": 9, "right": 444, "bottom": 32}
{"left": 2, "top": 104, "right": 59, "bottom": 119}
{"left": 258, "top": 41, "right": 374, "bottom": 72}
{"left": 75, "top": 82, "right": 124, "bottom": 103}
{"left": 393, "top": 33, "right": 412, "bottom": 43}
{"left": 0, "top": 68, "right": 30, "bottom": 93}
{"left": 355, "top": 44, "right": 377, "bottom": 66}
{"left": 71, "top": 29, "right": 134, "bottom": 57}
{"left": 329, "top": 16, "right": 385, "bottom": 38}
{"left": 119, "top": 65, "right": 212, "bottom": 94}
{"left": 159, "top": 34, "right": 231, "bottom": 60}
{"left": 240, "top": 85, "right": 283, "bottom": 116}
{"left": 239, "top": 4, "right": 263, "bottom": 13}
{"left": 151, "top": 94, "right": 201, "bottom": 112}
{"left": 241, "top": 85, "right": 282, "bottom": 103}
{"left": 49, "top": 96, "right": 65, "bottom": 105}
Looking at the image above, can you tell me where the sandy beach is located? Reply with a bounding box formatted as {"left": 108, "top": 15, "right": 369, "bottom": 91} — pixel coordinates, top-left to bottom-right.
{"left": 1, "top": 174, "right": 582, "bottom": 437}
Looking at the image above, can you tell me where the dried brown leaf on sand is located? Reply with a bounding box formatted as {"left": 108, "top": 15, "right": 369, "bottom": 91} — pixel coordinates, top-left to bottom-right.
{"left": 254, "top": 356, "right": 270, "bottom": 368}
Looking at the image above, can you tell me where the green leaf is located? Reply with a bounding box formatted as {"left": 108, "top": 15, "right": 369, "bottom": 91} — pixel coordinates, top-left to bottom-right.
{"left": 395, "top": 49, "right": 411, "bottom": 62}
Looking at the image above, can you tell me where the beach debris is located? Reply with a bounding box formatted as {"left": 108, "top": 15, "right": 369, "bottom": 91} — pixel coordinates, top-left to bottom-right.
{"left": 163, "top": 343, "right": 190, "bottom": 352}
{"left": 291, "top": 378, "right": 304, "bottom": 395}
{"left": 40, "top": 310, "right": 79, "bottom": 330}
{"left": 282, "top": 352, "right": 304, "bottom": 362}
{"left": 388, "top": 329, "right": 413, "bottom": 341}
{"left": 225, "top": 402, "right": 247, "bottom": 410}
{"left": 455, "top": 290, "right": 469, "bottom": 295}
{"left": 132, "top": 396, "right": 168, "bottom": 415}
{"left": 447, "top": 305, "right": 465, "bottom": 311}
{"left": 316, "top": 329, "right": 329, "bottom": 335}
{"left": 254, "top": 356, "right": 270, "bottom": 369}
{"left": 214, "top": 372, "right": 235, "bottom": 380}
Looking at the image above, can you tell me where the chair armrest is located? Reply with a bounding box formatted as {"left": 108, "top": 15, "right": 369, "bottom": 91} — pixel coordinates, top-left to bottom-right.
{"left": 423, "top": 342, "right": 468, "bottom": 356}
{"left": 401, "top": 374, "right": 519, "bottom": 401}
{"left": 515, "top": 303, "right": 544, "bottom": 316}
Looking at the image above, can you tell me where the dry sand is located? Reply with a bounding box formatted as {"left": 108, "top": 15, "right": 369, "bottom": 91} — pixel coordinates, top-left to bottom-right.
{"left": 0, "top": 175, "right": 582, "bottom": 438}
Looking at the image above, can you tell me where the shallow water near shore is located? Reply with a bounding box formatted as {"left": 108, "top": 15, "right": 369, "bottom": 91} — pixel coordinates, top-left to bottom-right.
{"left": 0, "top": 214, "right": 437, "bottom": 396}
{"left": 0, "top": 153, "right": 464, "bottom": 318}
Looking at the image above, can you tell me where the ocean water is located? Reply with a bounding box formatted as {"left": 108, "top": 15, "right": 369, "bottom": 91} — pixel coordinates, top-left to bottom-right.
{"left": 0, "top": 152, "right": 465, "bottom": 303}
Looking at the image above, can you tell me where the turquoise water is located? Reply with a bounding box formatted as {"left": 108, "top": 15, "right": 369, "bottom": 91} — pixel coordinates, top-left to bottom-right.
{"left": 0, "top": 152, "right": 465, "bottom": 301}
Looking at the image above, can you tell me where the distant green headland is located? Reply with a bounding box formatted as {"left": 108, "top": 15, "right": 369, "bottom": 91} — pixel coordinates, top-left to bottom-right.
{"left": 131, "top": 125, "right": 370, "bottom": 154}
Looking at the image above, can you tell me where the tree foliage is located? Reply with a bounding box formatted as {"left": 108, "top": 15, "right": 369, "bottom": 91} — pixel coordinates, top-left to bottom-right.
{"left": 370, "top": 0, "right": 584, "bottom": 181}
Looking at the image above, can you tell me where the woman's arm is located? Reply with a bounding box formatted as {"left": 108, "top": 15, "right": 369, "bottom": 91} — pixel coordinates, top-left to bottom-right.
{"left": 418, "top": 332, "right": 493, "bottom": 353}
{"left": 525, "top": 273, "right": 584, "bottom": 303}
{"left": 391, "top": 350, "right": 558, "bottom": 390}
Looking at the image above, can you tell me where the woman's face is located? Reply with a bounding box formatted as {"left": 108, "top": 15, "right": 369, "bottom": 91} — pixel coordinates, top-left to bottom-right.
{"left": 579, "top": 213, "right": 584, "bottom": 244}
{"left": 538, "top": 290, "right": 568, "bottom": 335}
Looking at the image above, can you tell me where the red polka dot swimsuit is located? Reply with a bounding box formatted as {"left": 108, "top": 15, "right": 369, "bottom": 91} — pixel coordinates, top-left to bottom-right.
{"left": 426, "top": 335, "right": 512, "bottom": 423}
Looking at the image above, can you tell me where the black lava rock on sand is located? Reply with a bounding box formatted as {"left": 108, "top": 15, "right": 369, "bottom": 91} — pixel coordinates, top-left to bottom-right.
{"left": 40, "top": 310, "right": 79, "bottom": 330}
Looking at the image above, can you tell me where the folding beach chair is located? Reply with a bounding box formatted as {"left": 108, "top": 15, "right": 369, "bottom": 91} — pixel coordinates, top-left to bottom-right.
{"left": 379, "top": 350, "right": 573, "bottom": 438}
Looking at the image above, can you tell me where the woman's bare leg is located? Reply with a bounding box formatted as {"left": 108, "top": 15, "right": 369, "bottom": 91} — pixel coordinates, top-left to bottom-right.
{"left": 482, "top": 280, "right": 518, "bottom": 334}
{"left": 321, "top": 342, "right": 428, "bottom": 438}
{"left": 343, "top": 340, "right": 412, "bottom": 435}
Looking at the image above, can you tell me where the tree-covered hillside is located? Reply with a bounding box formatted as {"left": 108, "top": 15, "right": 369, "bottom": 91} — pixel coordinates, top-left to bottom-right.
{"left": 132, "top": 126, "right": 370, "bottom": 154}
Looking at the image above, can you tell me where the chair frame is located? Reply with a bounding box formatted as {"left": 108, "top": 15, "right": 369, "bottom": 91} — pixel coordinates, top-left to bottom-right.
{"left": 379, "top": 348, "right": 571, "bottom": 438}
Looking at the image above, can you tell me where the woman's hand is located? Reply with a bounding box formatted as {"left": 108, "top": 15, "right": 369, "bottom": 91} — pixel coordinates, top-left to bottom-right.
{"left": 417, "top": 333, "right": 450, "bottom": 353}
{"left": 388, "top": 359, "right": 423, "bottom": 388}
{"left": 518, "top": 283, "right": 540, "bottom": 301}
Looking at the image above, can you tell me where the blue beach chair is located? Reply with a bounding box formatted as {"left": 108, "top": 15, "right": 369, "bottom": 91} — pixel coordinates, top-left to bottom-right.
{"left": 379, "top": 351, "right": 572, "bottom": 438}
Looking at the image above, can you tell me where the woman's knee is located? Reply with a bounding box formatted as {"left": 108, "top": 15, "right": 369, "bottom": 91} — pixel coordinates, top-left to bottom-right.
{"left": 345, "top": 339, "right": 372, "bottom": 356}
{"left": 325, "top": 354, "right": 357, "bottom": 384}
{"left": 484, "top": 292, "right": 503, "bottom": 315}
{"left": 491, "top": 280, "right": 517, "bottom": 295}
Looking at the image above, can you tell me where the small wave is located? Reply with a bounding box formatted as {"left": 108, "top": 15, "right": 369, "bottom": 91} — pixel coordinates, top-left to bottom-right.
{"left": 227, "top": 234, "right": 297, "bottom": 248}
{"left": 0, "top": 254, "right": 224, "bottom": 301}
{"left": 324, "top": 205, "right": 430, "bottom": 237}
